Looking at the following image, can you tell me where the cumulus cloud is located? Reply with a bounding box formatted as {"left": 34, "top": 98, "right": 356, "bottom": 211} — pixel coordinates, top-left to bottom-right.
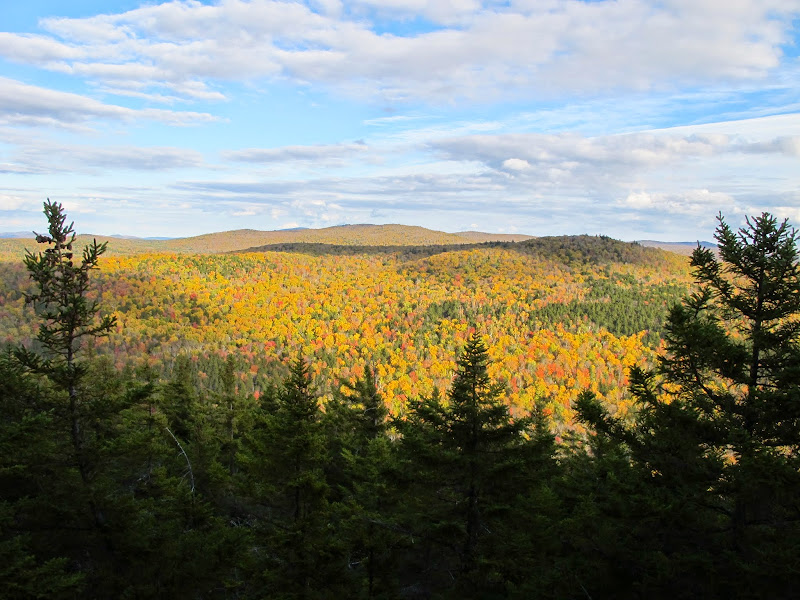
{"left": 58, "top": 199, "right": 97, "bottom": 214}
{"left": 0, "top": 0, "right": 796, "bottom": 104}
{"left": 771, "top": 203, "right": 800, "bottom": 224}
{"left": 619, "top": 189, "right": 735, "bottom": 215}
{"left": 502, "top": 158, "right": 532, "bottom": 171}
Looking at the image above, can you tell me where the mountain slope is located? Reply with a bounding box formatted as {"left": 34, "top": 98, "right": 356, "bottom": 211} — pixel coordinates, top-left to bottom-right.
{"left": 1, "top": 224, "right": 699, "bottom": 261}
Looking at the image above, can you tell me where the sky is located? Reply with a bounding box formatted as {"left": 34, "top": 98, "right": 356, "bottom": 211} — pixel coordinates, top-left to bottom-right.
{"left": 1, "top": 0, "right": 799, "bottom": 241}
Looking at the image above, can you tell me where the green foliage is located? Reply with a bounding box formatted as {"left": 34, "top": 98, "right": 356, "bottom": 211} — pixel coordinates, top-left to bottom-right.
{"left": 534, "top": 275, "right": 688, "bottom": 345}
{"left": 397, "top": 334, "right": 549, "bottom": 596}
{"left": 326, "top": 368, "right": 402, "bottom": 599}
{"left": 572, "top": 212, "right": 800, "bottom": 598}
{"left": 2, "top": 202, "right": 246, "bottom": 599}
{"left": 17, "top": 200, "right": 116, "bottom": 394}
{"left": 8, "top": 203, "right": 800, "bottom": 598}
{"left": 666, "top": 213, "right": 800, "bottom": 449}
{"left": 251, "top": 234, "right": 672, "bottom": 269}
{"left": 519, "top": 234, "right": 665, "bottom": 266}
{"left": 0, "top": 349, "right": 86, "bottom": 598}
{"left": 239, "top": 359, "right": 347, "bottom": 598}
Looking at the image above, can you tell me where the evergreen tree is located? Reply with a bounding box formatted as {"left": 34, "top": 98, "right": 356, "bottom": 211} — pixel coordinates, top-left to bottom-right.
{"left": 4, "top": 201, "right": 244, "bottom": 598}
{"left": 398, "top": 334, "right": 540, "bottom": 596}
{"left": 575, "top": 212, "right": 800, "bottom": 598}
{"left": 10, "top": 200, "right": 122, "bottom": 592}
{"left": 160, "top": 355, "right": 200, "bottom": 443}
{"left": 0, "top": 349, "right": 85, "bottom": 599}
{"left": 327, "top": 367, "right": 400, "bottom": 599}
{"left": 666, "top": 212, "right": 800, "bottom": 595}
{"left": 17, "top": 199, "right": 116, "bottom": 398}
{"left": 240, "top": 359, "right": 343, "bottom": 598}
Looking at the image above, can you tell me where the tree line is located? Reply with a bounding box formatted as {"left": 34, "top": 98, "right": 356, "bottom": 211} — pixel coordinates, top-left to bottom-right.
{"left": 2, "top": 201, "right": 799, "bottom": 599}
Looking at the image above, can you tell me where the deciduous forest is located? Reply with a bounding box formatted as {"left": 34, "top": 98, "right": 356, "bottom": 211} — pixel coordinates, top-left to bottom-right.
{"left": 2, "top": 202, "right": 799, "bottom": 599}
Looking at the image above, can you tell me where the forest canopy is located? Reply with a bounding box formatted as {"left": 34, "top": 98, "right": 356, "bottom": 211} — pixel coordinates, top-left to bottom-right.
{"left": 2, "top": 202, "right": 799, "bottom": 599}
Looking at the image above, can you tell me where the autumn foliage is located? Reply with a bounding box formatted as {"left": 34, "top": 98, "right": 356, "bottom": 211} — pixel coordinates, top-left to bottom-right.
{"left": 0, "top": 233, "right": 691, "bottom": 431}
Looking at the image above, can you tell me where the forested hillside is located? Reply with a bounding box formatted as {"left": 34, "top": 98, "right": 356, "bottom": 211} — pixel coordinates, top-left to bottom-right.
{"left": 3, "top": 203, "right": 799, "bottom": 599}
{"left": 0, "top": 233, "right": 689, "bottom": 429}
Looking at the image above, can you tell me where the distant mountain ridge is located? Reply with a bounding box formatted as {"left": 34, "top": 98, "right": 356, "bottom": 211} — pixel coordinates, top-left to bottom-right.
{"left": 243, "top": 235, "right": 683, "bottom": 272}
{"left": 637, "top": 240, "right": 717, "bottom": 256}
{"left": 1, "top": 224, "right": 710, "bottom": 259}
{"left": 0, "top": 231, "right": 36, "bottom": 239}
{"left": 157, "top": 224, "right": 534, "bottom": 253}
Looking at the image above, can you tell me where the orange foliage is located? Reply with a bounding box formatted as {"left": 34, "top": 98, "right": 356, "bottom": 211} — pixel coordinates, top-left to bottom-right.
{"left": 0, "top": 245, "right": 691, "bottom": 430}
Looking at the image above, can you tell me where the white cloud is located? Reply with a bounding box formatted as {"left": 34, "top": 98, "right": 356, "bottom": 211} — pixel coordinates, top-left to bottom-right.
{"left": 431, "top": 122, "right": 800, "bottom": 175}
{"left": 502, "top": 158, "right": 532, "bottom": 171}
{"left": 743, "top": 136, "right": 800, "bottom": 156}
{"left": 59, "top": 199, "right": 96, "bottom": 214}
{"left": 619, "top": 189, "right": 734, "bottom": 215}
{"left": 623, "top": 191, "right": 655, "bottom": 209}
{"left": 0, "top": 0, "right": 795, "bottom": 104}
{"left": 224, "top": 142, "right": 369, "bottom": 164}
{"left": 0, "top": 77, "right": 218, "bottom": 128}
{"left": 0, "top": 32, "right": 86, "bottom": 62}
{"left": 771, "top": 205, "right": 800, "bottom": 224}
{"left": 71, "top": 145, "right": 206, "bottom": 171}
{"left": 4, "top": 135, "right": 207, "bottom": 174}
{"left": 0, "top": 194, "right": 31, "bottom": 210}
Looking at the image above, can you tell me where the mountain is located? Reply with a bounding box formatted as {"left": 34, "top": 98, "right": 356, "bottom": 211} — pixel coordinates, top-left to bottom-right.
{"left": 158, "top": 224, "right": 534, "bottom": 253}
{"left": 637, "top": 240, "right": 717, "bottom": 256}
{"left": 1, "top": 223, "right": 703, "bottom": 259}
{"left": 0, "top": 231, "right": 34, "bottom": 239}
{"left": 106, "top": 234, "right": 174, "bottom": 240}
{"left": 454, "top": 231, "right": 533, "bottom": 242}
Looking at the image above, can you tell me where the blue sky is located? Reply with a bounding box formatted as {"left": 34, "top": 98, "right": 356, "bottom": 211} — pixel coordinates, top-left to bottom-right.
{"left": 1, "top": 0, "right": 799, "bottom": 240}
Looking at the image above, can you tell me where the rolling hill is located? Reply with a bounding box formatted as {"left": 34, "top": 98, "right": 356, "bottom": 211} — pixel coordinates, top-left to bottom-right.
{"left": 1, "top": 224, "right": 701, "bottom": 262}
{"left": 1, "top": 224, "right": 534, "bottom": 259}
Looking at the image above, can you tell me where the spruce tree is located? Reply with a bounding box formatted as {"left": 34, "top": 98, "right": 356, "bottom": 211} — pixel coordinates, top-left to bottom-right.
{"left": 5, "top": 201, "right": 243, "bottom": 598}
{"left": 327, "top": 368, "right": 399, "bottom": 599}
{"left": 0, "top": 349, "right": 85, "bottom": 599}
{"left": 10, "top": 200, "right": 122, "bottom": 592}
{"left": 18, "top": 199, "right": 116, "bottom": 397}
{"left": 666, "top": 212, "right": 800, "bottom": 594}
{"left": 575, "top": 212, "right": 800, "bottom": 598}
{"left": 398, "top": 334, "right": 539, "bottom": 596}
{"left": 240, "top": 359, "right": 342, "bottom": 598}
